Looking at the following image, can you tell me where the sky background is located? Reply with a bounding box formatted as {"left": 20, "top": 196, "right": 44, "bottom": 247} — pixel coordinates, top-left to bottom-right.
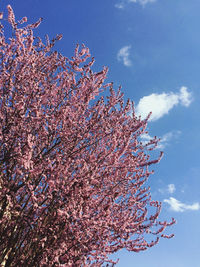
{"left": 1, "top": 0, "right": 200, "bottom": 266}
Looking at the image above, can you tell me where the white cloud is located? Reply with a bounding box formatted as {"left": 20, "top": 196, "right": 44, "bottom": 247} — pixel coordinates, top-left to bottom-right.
{"left": 140, "top": 130, "right": 181, "bottom": 150}
{"left": 158, "top": 184, "right": 176, "bottom": 195}
{"left": 115, "top": 3, "right": 125, "bottom": 9}
{"left": 164, "top": 197, "right": 200, "bottom": 212}
{"left": 117, "top": 45, "right": 132, "bottom": 67}
{"left": 167, "top": 184, "right": 176, "bottom": 194}
{"left": 157, "top": 131, "right": 181, "bottom": 149}
{"left": 135, "top": 87, "right": 193, "bottom": 121}
{"left": 115, "top": 0, "right": 156, "bottom": 8}
{"left": 179, "top": 86, "right": 192, "bottom": 107}
{"left": 129, "top": 0, "right": 156, "bottom": 6}
{"left": 140, "top": 133, "right": 152, "bottom": 143}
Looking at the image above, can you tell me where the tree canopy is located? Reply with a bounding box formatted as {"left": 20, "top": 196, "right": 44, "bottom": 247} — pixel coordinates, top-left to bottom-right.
{"left": 0, "top": 5, "right": 175, "bottom": 266}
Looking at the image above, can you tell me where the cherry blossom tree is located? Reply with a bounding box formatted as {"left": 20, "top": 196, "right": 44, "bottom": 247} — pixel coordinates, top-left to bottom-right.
{"left": 0, "top": 5, "right": 175, "bottom": 266}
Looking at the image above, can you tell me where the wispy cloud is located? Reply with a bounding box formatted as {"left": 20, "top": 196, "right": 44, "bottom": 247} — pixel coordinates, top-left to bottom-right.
{"left": 167, "top": 184, "right": 176, "bottom": 194}
{"left": 140, "top": 130, "right": 181, "bottom": 150}
{"left": 159, "top": 184, "right": 176, "bottom": 194}
{"left": 135, "top": 87, "right": 193, "bottom": 121}
{"left": 129, "top": 0, "right": 156, "bottom": 6}
{"left": 156, "top": 131, "right": 181, "bottom": 149}
{"left": 115, "top": 3, "right": 125, "bottom": 9}
{"left": 117, "top": 45, "right": 132, "bottom": 67}
{"left": 115, "top": 0, "right": 156, "bottom": 9}
{"left": 164, "top": 197, "right": 200, "bottom": 212}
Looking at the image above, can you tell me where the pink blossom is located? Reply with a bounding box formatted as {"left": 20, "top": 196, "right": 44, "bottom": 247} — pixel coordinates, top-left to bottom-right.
{"left": 7, "top": 5, "right": 16, "bottom": 28}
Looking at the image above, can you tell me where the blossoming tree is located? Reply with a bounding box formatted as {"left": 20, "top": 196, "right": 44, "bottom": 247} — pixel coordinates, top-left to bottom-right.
{"left": 0, "top": 5, "right": 175, "bottom": 266}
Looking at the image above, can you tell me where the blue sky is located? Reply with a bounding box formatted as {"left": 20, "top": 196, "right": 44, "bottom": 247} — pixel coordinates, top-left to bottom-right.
{"left": 2, "top": 0, "right": 200, "bottom": 266}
